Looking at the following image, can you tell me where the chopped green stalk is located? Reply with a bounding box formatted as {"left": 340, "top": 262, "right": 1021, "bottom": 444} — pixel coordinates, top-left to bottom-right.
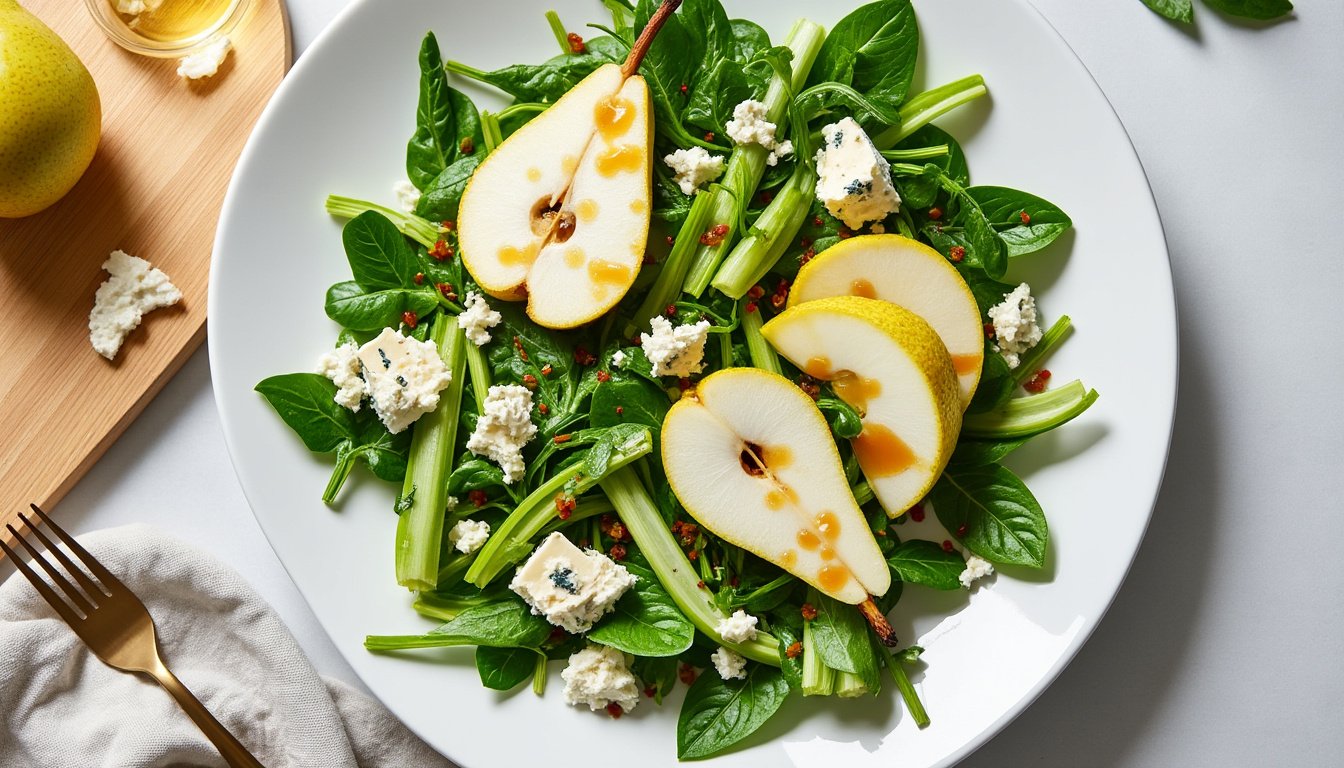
{"left": 396, "top": 320, "right": 469, "bottom": 590}
{"left": 625, "top": 191, "right": 717, "bottom": 338}
{"left": 879, "top": 144, "right": 950, "bottom": 162}
{"left": 480, "top": 111, "right": 505, "bottom": 153}
{"left": 532, "top": 651, "right": 548, "bottom": 695}
{"left": 882, "top": 648, "right": 930, "bottom": 727}
{"left": 363, "top": 634, "right": 475, "bottom": 652}
{"left": 873, "top": 75, "right": 989, "bottom": 148}
{"left": 682, "top": 19, "right": 826, "bottom": 297}
{"left": 412, "top": 589, "right": 501, "bottom": 622}
{"left": 325, "top": 195, "right": 441, "bottom": 247}
{"left": 544, "top": 10, "right": 571, "bottom": 55}
{"left": 442, "top": 59, "right": 489, "bottom": 83}
{"left": 711, "top": 160, "right": 815, "bottom": 298}
{"left": 322, "top": 455, "right": 356, "bottom": 505}
{"left": 834, "top": 670, "right": 871, "bottom": 698}
{"left": 464, "top": 342, "right": 492, "bottom": 406}
{"left": 801, "top": 617, "right": 835, "bottom": 696}
{"left": 851, "top": 481, "right": 874, "bottom": 507}
{"left": 465, "top": 430, "right": 654, "bottom": 587}
{"left": 1010, "top": 315, "right": 1072, "bottom": 387}
{"left": 963, "top": 379, "right": 1099, "bottom": 439}
{"left": 741, "top": 297, "right": 782, "bottom": 375}
{"left": 538, "top": 497, "right": 614, "bottom": 536}
{"left": 599, "top": 466, "right": 780, "bottom": 664}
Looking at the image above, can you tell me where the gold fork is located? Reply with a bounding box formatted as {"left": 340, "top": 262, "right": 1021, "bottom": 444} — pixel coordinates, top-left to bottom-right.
{"left": 1, "top": 505, "right": 265, "bottom": 768}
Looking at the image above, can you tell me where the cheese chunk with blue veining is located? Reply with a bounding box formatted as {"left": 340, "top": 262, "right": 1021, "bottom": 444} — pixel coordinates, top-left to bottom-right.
{"left": 814, "top": 117, "right": 901, "bottom": 230}
{"left": 354, "top": 327, "right": 451, "bottom": 434}
{"left": 509, "top": 532, "right": 636, "bottom": 633}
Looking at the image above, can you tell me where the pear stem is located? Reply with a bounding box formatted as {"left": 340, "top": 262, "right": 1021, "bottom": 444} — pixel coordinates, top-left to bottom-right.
{"left": 859, "top": 597, "right": 900, "bottom": 647}
{"left": 621, "top": 0, "right": 682, "bottom": 78}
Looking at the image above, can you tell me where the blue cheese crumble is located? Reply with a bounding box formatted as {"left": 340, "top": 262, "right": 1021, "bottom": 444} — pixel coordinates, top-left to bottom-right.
{"left": 959, "top": 554, "right": 995, "bottom": 589}
{"left": 663, "top": 146, "right": 725, "bottom": 195}
{"left": 725, "top": 99, "right": 794, "bottom": 166}
{"left": 466, "top": 384, "right": 537, "bottom": 483}
{"left": 813, "top": 117, "right": 901, "bottom": 230}
{"left": 457, "top": 291, "right": 502, "bottom": 346}
{"left": 509, "top": 532, "right": 636, "bottom": 633}
{"left": 988, "top": 283, "right": 1043, "bottom": 369}
{"left": 448, "top": 518, "right": 490, "bottom": 554}
{"left": 561, "top": 644, "right": 641, "bottom": 714}
{"left": 349, "top": 328, "right": 452, "bottom": 434}
{"left": 89, "top": 250, "right": 182, "bottom": 361}
{"left": 640, "top": 316, "right": 710, "bottom": 378}
{"left": 710, "top": 646, "right": 748, "bottom": 680}
{"left": 716, "top": 609, "right": 759, "bottom": 643}
{"left": 393, "top": 180, "right": 421, "bottom": 213}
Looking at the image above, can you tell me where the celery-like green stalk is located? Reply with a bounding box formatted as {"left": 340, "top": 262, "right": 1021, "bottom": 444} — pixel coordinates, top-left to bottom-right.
{"left": 465, "top": 430, "right": 654, "bottom": 587}
{"left": 740, "top": 298, "right": 782, "bottom": 375}
{"left": 325, "top": 195, "right": 442, "bottom": 247}
{"left": 882, "top": 648, "right": 930, "bottom": 727}
{"left": 396, "top": 320, "right": 469, "bottom": 590}
{"left": 962, "top": 379, "right": 1099, "bottom": 439}
{"left": 711, "top": 160, "right": 816, "bottom": 298}
{"left": 544, "top": 10, "right": 571, "bottom": 55}
{"left": 464, "top": 342, "right": 492, "bottom": 406}
{"left": 600, "top": 466, "right": 780, "bottom": 665}
{"left": 834, "top": 670, "right": 872, "bottom": 698}
{"left": 412, "top": 589, "right": 502, "bottom": 623}
{"left": 681, "top": 19, "right": 826, "bottom": 297}
{"left": 801, "top": 616, "right": 835, "bottom": 696}
{"left": 624, "top": 190, "right": 717, "bottom": 338}
{"left": 1010, "top": 315, "right": 1072, "bottom": 387}
{"left": 873, "top": 75, "right": 988, "bottom": 149}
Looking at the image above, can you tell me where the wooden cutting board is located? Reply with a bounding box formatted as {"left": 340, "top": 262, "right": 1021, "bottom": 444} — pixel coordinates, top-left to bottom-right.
{"left": 0, "top": 0, "right": 290, "bottom": 547}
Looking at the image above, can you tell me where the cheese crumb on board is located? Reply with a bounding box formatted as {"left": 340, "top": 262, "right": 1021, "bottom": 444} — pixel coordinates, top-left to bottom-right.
{"left": 814, "top": 117, "right": 901, "bottom": 230}
{"left": 663, "top": 147, "right": 725, "bottom": 196}
{"left": 988, "top": 283, "right": 1043, "bottom": 369}
{"left": 89, "top": 250, "right": 182, "bottom": 361}
{"left": 394, "top": 180, "right": 421, "bottom": 213}
{"left": 317, "top": 342, "right": 366, "bottom": 411}
{"left": 716, "top": 609, "right": 759, "bottom": 643}
{"left": 177, "top": 37, "right": 232, "bottom": 80}
{"left": 448, "top": 519, "right": 491, "bottom": 554}
{"left": 725, "top": 100, "right": 794, "bottom": 166}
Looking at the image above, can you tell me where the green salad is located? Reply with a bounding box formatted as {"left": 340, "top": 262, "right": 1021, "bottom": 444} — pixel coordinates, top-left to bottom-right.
{"left": 256, "top": 0, "right": 1098, "bottom": 759}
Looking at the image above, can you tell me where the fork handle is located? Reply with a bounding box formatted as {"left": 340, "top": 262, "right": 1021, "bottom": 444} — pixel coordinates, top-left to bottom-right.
{"left": 147, "top": 661, "right": 266, "bottom": 768}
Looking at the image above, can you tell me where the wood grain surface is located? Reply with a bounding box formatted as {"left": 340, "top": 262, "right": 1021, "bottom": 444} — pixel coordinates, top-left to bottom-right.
{"left": 0, "top": 0, "right": 290, "bottom": 550}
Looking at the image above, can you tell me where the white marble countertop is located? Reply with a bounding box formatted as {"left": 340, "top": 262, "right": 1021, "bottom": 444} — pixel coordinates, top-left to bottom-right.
{"left": 9, "top": 0, "right": 1342, "bottom": 764}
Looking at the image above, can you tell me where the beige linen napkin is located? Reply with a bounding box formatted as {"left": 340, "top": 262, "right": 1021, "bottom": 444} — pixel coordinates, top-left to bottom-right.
{"left": 0, "top": 524, "right": 455, "bottom": 768}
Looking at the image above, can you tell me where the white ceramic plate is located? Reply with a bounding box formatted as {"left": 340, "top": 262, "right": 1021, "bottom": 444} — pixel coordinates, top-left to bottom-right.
{"left": 210, "top": 1, "right": 1176, "bottom": 765}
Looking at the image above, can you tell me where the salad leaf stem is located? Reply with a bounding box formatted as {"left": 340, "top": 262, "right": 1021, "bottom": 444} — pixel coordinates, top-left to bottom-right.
{"left": 599, "top": 466, "right": 780, "bottom": 664}
{"left": 879, "top": 144, "right": 949, "bottom": 161}
{"left": 413, "top": 588, "right": 504, "bottom": 622}
{"left": 681, "top": 19, "right": 825, "bottom": 297}
{"left": 464, "top": 342, "right": 492, "bottom": 407}
{"left": 532, "top": 652, "right": 548, "bottom": 695}
{"left": 544, "top": 10, "right": 572, "bottom": 55}
{"left": 1009, "top": 315, "right": 1071, "bottom": 387}
{"left": 882, "top": 647, "right": 930, "bottom": 727}
{"left": 962, "top": 379, "right": 1099, "bottom": 440}
{"left": 625, "top": 190, "right": 716, "bottom": 337}
{"left": 396, "top": 319, "right": 469, "bottom": 590}
{"left": 873, "top": 74, "right": 988, "bottom": 148}
{"left": 325, "top": 195, "right": 442, "bottom": 248}
{"left": 711, "top": 159, "right": 815, "bottom": 298}
{"left": 800, "top": 616, "right": 835, "bottom": 696}
{"left": 740, "top": 298, "right": 782, "bottom": 375}
{"left": 322, "top": 455, "right": 356, "bottom": 505}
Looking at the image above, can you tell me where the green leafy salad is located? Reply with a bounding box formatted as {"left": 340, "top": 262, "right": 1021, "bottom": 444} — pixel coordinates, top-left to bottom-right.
{"left": 256, "top": 0, "right": 1098, "bottom": 759}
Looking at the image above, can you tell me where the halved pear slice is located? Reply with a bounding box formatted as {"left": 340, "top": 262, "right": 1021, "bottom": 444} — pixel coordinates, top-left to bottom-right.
{"left": 662, "top": 368, "right": 891, "bottom": 607}
{"left": 458, "top": 2, "right": 680, "bottom": 328}
{"left": 790, "top": 234, "right": 984, "bottom": 407}
{"left": 762, "top": 296, "right": 961, "bottom": 518}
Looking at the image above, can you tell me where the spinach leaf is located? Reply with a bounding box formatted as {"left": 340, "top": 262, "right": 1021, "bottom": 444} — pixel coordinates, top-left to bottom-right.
{"left": 808, "top": 592, "right": 881, "bottom": 693}
{"left": 414, "top": 155, "right": 481, "bottom": 223}
{"left": 682, "top": 58, "right": 764, "bottom": 136}
{"left": 475, "top": 646, "right": 540, "bottom": 691}
{"left": 324, "top": 281, "right": 439, "bottom": 332}
{"left": 728, "top": 18, "right": 769, "bottom": 62}
{"left": 961, "top": 204, "right": 1008, "bottom": 280}
{"left": 958, "top": 267, "right": 1014, "bottom": 318}
{"left": 408, "top": 32, "right": 482, "bottom": 190}
{"left": 677, "top": 664, "right": 790, "bottom": 760}
{"left": 447, "top": 458, "right": 508, "bottom": 496}
{"left": 1140, "top": 0, "right": 1195, "bottom": 22}
{"left": 930, "top": 463, "right": 1048, "bottom": 568}
{"left": 590, "top": 378, "right": 670, "bottom": 436}
{"left": 254, "top": 373, "right": 355, "bottom": 453}
{"left": 808, "top": 0, "right": 919, "bottom": 110}
{"left": 772, "top": 622, "right": 804, "bottom": 690}
{"left": 1201, "top": 0, "right": 1292, "bottom": 20}
{"left": 886, "top": 539, "right": 965, "bottom": 590}
{"left": 948, "top": 438, "right": 1029, "bottom": 467}
{"left": 633, "top": 655, "right": 679, "bottom": 704}
{"left": 816, "top": 391, "right": 863, "bottom": 439}
{"left": 589, "top": 562, "right": 695, "bottom": 657}
{"left": 967, "top": 186, "right": 1072, "bottom": 257}
{"left": 343, "top": 211, "right": 422, "bottom": 291}
{"left": 895, "top": 124, "right": 969, "bottom": 185}
{"left": 487, "top": 303, "right": 576, "bottom": 417}
{"left": 966, "top": 342, "right": 1014, "bottom": 414}
{"left": 346, "top": 413, "right": 411, "bottom": 483}
{"left": 429, "top": 595, "right": 553, "bottom": 648}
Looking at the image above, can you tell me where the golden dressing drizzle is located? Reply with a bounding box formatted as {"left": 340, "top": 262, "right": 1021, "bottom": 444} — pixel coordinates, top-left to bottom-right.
{"left": 950, "top": 353, "right": 981, "bottom": 375}
{"left": 850, "top": 279, "right": 877, "bottom": 299}
{"left": 765, "top": 489, "right": 787, "bottom": 511}
{"left": 797, "top": 529, "right": 821, "bottom": 551}
{"left": 630, "top": 198, "right": 648, "bottom": 214}
{"left": 498, "top": 241, "right": 539, "bottom": 268}
{"left": 575, "top": 199, "right": 599, "bottom": 222}
{"left": 852, "top": 423, "right": 917, "bottom": 477}
{"left": 596, "top": 144, "right": 644, "bottom": 176}
{"left": 563, "top": 248, "right": 584, "bottom": 268}
{"left": 526, "top": 167, "right": 542, "bottom": 182}
{"left": 818, "top": 564, "right": 850, "bottom": 592}
{"left": 780, "top": 550, "right": 797, "bottom": 569}
{"left": 815, "top": 510, "right": 841, "bottom": 541}
{"left": 595, "top": 96, "right": 636, "bottom": 140}
{"left": 762, "top": 444, "right": 794, "bottom": 469}
{"left": 831, "top": 371, "right": 882, "bottom": 412}
{"left": 587, "top": 259, "right": 632, "bottom": 286}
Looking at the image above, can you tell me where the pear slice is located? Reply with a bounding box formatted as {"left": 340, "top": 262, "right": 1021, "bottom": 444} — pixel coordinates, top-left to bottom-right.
{"left": 662, "top": 369, "right": 891, "bottom": 609}
{"left": 790, "top": 234, "right": 984, "bottom": 407}
{"left": 762, "top": 296, "right": 962, "bottom": 519}
{"left": 458, "top": 2, "right": 679, "bottom": 328}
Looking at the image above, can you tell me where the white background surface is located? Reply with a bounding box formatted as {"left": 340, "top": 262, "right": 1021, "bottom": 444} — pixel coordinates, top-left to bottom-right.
{"left": 6, "top": 1, "right": 1341, "bottom": 765}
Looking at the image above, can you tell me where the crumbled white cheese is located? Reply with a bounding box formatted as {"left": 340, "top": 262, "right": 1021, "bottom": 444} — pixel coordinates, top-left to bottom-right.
{"left": 89, "top": 250, "right": 182, "bottom": 361}
{"left": 814, "top": 117, "right": 901, "bottom": 230}
{"left": 716, "top": 609, "right": 759, "bottom": 644}
{"left": 355, "top": 328, "right": 452, "bottom": 434}
{"left": 457, "top": 292, "right": 502, "bottom": 347}
{"left": 640, "top": 316, "right": 710, "bottom": 378}
{"left": 561, "top": 644, "right": 641, "bottom": 714}
{"left": 988, "top": 283, "right": 1043, "bottom": 369}
{"left": 959, "top": 554, "right": 995, "bottom": 589}
{"left": 663, "top": 146, "right": 725, "bottom": 196}
{"left": 177, "top": 36, "right": 232, "bottom": 80}
{"left": 466, "top": 384, "right": 537, "bottom": 484}
{"left": 115, "top": 0, "right": 163, "bottom": 14}
{"left": 710, "top": 646, "right": 748, "bottom": 681}
{"left": 510, "top": 532, "right": 636, "bottom": 634}
{"left": 725, "top": 99, "right": 794, "bottom": 166}
{"left": 318, "top": 342, "right": 366, "bottom": 411}
{"left": 611, "top": 350, "right": 627, "bottom": 368}
{"left": 394, "top": 180, "right": 421, "bottom": 213}
{"left": 448, "top": 519, "right": 491, "bottom": 554}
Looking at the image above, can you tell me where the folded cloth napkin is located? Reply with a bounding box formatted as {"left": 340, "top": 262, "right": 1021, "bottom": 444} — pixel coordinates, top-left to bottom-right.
{"left": 0, "top": 524, "right": 456, "bottom": 768}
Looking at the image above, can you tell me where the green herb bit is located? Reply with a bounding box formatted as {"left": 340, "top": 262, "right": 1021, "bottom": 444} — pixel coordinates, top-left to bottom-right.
{"left": 325, "top": 194, "right": 442, "bottom": 248}
{"left": 873, "top": 74, "right": 989, "bottom": 149}
{"left": 962, "top": 379, "right": 1099, "bottom": 440}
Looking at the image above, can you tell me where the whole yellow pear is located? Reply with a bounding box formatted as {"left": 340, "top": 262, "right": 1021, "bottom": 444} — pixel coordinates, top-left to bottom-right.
{"left": 0, "top": 0, "right": 101, "bottom": 218}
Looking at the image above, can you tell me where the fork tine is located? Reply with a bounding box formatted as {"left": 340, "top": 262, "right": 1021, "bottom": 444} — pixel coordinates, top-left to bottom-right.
{"left": 17, "top": 512, "right": 107, "bottom": 601}
{"left": 27, "top": 504, "right": 125, "bottom": 593}
{"left": 0, "top": 534, "right": 85, "bottom": 626}
{"left": 6, "top": 524, "right": 96, "bottom": 617}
